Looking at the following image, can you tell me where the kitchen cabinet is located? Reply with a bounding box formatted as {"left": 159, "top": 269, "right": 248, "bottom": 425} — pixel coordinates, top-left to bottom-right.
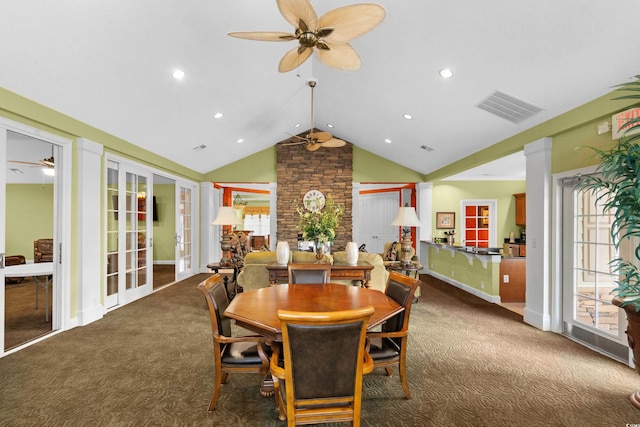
{"left": 514, "top": 193, "right": 526, "bottom": 226}
{"left": 500, "top": 257, "right": 526, "bottom": 302}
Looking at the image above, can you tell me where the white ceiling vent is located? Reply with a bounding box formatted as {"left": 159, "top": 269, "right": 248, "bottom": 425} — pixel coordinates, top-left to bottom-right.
{"left": 476, "top": 90, "right": 543, "bottom": 124}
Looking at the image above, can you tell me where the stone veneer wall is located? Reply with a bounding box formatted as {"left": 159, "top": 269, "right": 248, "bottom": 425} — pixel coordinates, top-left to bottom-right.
{"left": 276, "top": 137, "right": 353, "bottom": 251}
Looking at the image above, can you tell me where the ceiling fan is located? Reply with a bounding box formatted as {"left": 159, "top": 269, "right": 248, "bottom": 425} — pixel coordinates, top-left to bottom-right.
{"left": 228, "top": 0, "right": 386, "bottom": 73}
{"left": 8, "top": 156, "right": 54, "bottom": 168}
{"left": 284, "top": 79, "right": 346, "bottom": 151}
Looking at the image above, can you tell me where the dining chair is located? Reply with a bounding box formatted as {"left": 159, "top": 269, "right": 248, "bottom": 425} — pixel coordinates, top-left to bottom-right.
{"left": 197, "top": 274, "right": 270, "bottom": 411}
{"left": 366, "top": 270, "right": 420, "bottom": 399}
{"left": 287, "top": 263, "right": 331, "bottom": 284}
{"left": 270, "top": 306, "right": 375, "bottom": 427}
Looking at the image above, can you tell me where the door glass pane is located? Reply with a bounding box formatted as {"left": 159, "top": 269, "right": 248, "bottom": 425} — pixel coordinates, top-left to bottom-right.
{"left": 106, "top": 166, "right": 119, "bottom": 297}
{"left": 573, "top": 188, "right": 618, "bottom": 336}
{"left": 463, "top": 202, "right": 490, "bottom": 248}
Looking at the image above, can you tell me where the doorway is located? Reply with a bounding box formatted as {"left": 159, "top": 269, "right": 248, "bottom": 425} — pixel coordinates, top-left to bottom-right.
{"left": 1, "top": 124, "right": 71, "bottom": 354}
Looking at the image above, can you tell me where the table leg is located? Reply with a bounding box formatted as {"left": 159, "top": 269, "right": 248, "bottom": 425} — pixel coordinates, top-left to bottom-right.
{"left": 260, "top": 372, "right": 275, "bottom": 397}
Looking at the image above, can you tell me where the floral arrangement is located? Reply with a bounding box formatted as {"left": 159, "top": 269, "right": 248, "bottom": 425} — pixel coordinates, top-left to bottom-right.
{"left": 296, "top": 196, "right": 344, "bottom": 244}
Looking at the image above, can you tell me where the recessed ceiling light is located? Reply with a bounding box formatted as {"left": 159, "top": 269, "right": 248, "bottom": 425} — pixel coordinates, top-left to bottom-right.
{"left": 214, "top": 112, "right": 223, "bottom": 119}
{"left": 327, "top": 123, "right": 334, "bottom": 128}
{"left": 10, "top": 168, "right": 23, "bottom": 174}
{"left": 192, "top": 144, "right": 207, "bottom": 151}
{"left": 420, "top": 145, "right": 434, "bottom": 152}
{"left": 172, "top": 69, "right": 185, "bottom": 80}
{"left": 439, "top": 68, "right": 453, "bottom": 79}
{"left": 294, "top": 123, "right": 301, "bottom": 128}
{"left": 384, "top": 138, "right": 392, "bottom": 144}
{"left": 237, "top": 138, "right": 244, "bottom": 144}
{"left": 402, "top": 114, "right": 413, "bottom": 120}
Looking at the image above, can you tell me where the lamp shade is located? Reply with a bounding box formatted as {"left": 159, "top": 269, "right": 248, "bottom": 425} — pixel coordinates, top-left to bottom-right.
{"left": 391, "top": 207, "right": 421, "bottom": 227}
{"left": 212, "top": 206, "right": 243, "bottom": 225}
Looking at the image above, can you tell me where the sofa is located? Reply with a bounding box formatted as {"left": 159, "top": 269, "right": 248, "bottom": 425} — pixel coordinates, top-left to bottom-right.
{"left": 235, "top": 250, "right": 389, "bottom": 293}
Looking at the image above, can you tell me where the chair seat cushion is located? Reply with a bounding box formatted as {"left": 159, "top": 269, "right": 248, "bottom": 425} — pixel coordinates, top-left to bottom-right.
{"left": 368, "top": 337, "right": 400, "bottom": 360}
{"left": 221, "top": 342, "right": 266, "bottom": 365}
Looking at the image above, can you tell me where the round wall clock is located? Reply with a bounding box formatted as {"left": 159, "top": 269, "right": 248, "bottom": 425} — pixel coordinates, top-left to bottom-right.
{"left": 303, "top": 190, "right": 325, "bottom": 212}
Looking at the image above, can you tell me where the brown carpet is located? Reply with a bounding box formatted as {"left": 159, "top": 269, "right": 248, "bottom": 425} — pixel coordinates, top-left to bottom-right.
{"left": 0, "top": 273, "right": 639, "bottom": 426}
{"left": 4, "top": 277, "right": 52, "bottom": 350}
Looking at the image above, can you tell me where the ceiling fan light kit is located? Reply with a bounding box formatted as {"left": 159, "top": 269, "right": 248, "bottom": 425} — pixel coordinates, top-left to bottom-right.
{"left": 228, "top": 0, "right": 386, "bottom": 73}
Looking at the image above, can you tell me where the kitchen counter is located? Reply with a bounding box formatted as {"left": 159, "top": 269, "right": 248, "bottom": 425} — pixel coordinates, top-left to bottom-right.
{"left": 420, "top": 241, "right": 507, "bottom": 304}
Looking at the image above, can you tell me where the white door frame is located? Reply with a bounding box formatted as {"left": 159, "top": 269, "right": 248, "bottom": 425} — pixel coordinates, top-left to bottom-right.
{"left": 0, "top": 117, "right": 72, "bottom": 356}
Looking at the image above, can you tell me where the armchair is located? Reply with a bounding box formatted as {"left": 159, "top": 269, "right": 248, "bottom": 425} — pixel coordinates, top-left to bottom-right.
{"left": 34, "top": 239, "right": 54, "bottom": 263}
{"left": 366, "top": 271, "right": 420, "bottom": 399}
{"left": 270, "top": 306, "right": 374, "bottom": 426}
{"left": 197, "top": 274, "right": 270, "bottom": 411}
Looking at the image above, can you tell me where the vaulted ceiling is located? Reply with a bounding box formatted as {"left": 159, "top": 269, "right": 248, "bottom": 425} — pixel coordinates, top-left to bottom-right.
{"left": 2, "top": 1, "right": 639, "bottom": 179}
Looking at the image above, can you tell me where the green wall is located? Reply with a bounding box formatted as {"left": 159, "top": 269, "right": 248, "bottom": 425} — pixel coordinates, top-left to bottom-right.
{"left": 152, "top": 184, "right": 176, "bottom": 261}
{"left": 5, "top": 184, "right": 54, "bottom": 259}
{"left": 428, "top": 246, "right": 501, "bottom": 297}
{"left": 203, "top": 143, "right": 424, "bottom": 183}
{"left": 431, "top": 180, "right": 526, "bottom": 245}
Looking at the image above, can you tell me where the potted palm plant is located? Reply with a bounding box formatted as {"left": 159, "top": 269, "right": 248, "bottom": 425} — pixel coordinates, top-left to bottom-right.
{"left": 577, "top": 75, "right": 640, "bottom": 407}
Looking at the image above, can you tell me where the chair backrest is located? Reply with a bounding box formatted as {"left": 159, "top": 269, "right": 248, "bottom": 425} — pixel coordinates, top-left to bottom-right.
{"left": 197, "top": 274, "right": 232, "bottom": 338}
{"left": 278, "top": 306, "right": 374, "bottom": 423}
{"left": 288, "top": 263, "right": 331, "bottom": 284}
{"left": 383, "top": 271, "right": 420, "bottom": 333}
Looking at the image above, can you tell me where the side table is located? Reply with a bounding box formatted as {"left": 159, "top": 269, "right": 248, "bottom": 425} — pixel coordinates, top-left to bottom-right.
{"left": 206, "top": 262, "right": 240, "bottom": 300}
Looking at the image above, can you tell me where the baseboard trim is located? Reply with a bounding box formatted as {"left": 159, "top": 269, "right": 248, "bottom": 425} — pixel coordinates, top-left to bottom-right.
{"left": 428, "top": 270, "right": 501, "bottom": 304}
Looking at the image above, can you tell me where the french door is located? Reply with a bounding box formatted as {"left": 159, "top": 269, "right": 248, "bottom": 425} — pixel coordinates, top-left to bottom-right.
{"left": 175, "top": 184, "right": 193, "bottom": 281}
{"left": 106, "top": 160, "right": 152, "bottom": 309}
{"left": 561, "top": 177, "right": 627, "bottom": 362}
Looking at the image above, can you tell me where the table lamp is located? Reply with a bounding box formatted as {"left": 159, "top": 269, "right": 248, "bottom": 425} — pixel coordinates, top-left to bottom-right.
{"left": 212, "top": 206, "right": 243, "bottom": 266}
{"left": 391, "top": 206, "right": 421, "bottom": 266}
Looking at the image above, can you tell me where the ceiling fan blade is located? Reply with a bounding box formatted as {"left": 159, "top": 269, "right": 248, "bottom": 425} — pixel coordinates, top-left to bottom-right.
{"left": 309, "top": 131, "right": 332, "bottom": 143}
{"left": 315, "top": 43, "right": 362, "bottom": 71}
{"left": 227, "top": 31, "right": 296, "bottom": 42}
{"left": 8, "top": 160, "right": 42, "bottom": 166}
{"left": 319, "top": 3, "right": 386, "bottom": 45}
{"left": 305, "top": 143, "right": 321, "bottom": 152}
{"left": 319, "top": 138, "right": 347, "bottom": 148}
{"left": 277, "top": 0, "right": 318, "bottom": 30}
{"left": 279, "top": 45, "right": 312, "bottom": 72}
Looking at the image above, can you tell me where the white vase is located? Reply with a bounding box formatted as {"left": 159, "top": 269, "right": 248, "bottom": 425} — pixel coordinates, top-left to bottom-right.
{"left": 276, "top": 241, "right": 290, "bottom": 265}
{"left": 346, "top": 242, "right": 359, "bottom": 265}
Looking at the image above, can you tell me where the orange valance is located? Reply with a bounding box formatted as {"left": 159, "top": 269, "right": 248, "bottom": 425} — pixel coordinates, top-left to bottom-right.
{"left": 244, "top": 206, "right": 270, "bottom": 217}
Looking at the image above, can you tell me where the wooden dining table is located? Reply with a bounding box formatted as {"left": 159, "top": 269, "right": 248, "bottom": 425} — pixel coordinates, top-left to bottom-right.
{"left": 224, "top": 283, "right": 403, "bottom": 342}
{"left": 224, "top": 282, "right": 404, "bottom": 397}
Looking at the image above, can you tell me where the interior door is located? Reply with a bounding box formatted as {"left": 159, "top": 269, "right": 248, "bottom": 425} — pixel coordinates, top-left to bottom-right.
{"left": 358, "top": 192, "right": 399, "bottom": 254}
{"left": 105, "top": 160, "right": 152, "bottom": 308}
{"left": 561, "top": 177, "right": 628, "bottom": 362}
{"left": 175, "top": 184, "right": 193, "bottom": 281}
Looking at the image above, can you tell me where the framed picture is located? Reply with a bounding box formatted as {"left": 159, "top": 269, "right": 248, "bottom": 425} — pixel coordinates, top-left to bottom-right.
{"left": 436, "top": 212, "right": 455, "bottom": 229}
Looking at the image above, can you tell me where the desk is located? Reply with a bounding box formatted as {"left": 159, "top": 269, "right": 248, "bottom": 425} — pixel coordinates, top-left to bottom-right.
{"left": 4, "top": 262, "right": 54, "bottom": 321}
{"left": 225, "top": 283, "right": 403, "bottom": 342}
{"left": 265, "top": 261, "right": 374, "bottom": 288}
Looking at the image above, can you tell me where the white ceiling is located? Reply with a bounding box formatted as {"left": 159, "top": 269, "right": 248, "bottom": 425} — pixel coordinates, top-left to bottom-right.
{"left": 2, "top": 0, "right": 639, "bottom": 181}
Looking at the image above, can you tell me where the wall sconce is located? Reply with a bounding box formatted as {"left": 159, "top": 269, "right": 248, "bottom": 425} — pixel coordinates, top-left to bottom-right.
{"left": 597, "top": 121, "right": 611, "bottom": 135}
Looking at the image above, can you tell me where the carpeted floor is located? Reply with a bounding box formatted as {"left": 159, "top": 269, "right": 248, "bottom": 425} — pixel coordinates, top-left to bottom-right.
{"left": 1, "top": 273, "right": 639, "bottom": 426}
{"left": 4, "top": 277, "right": 52, "bottom": 350}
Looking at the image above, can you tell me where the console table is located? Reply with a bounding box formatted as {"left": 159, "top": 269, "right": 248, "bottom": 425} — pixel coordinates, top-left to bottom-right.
{"left": 266, "top": 261, "right": 374, "bottom": 288}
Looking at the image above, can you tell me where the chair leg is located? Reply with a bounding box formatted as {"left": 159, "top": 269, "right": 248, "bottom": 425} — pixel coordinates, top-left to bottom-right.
{"left": 398, "top": 360, "right": 411, "bottom": 400}
{"left": 272, "top": 377, "right": 286, "bottom": 421}
{"left": 384, "top": 367, "right": 393, "bottom": 377}
{"left": 208, "top": 368, "right": 226, "bottom": 411}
